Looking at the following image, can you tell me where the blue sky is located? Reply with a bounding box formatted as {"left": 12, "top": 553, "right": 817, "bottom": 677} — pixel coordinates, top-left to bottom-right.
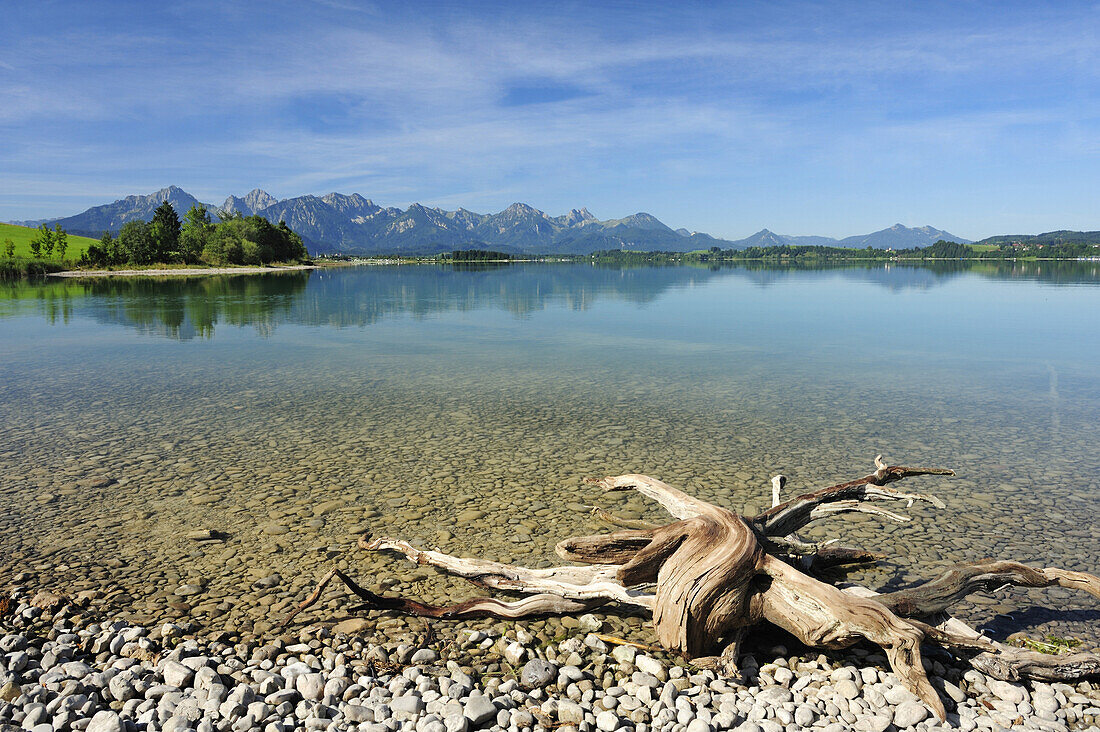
{"left": 1, "top": 0, "right": 1098, "bottom": 239}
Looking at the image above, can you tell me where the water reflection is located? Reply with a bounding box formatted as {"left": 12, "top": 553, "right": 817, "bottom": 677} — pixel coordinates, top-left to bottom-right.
{"left": 717, "top": 260, "right": 1100, "bottom": 290}
{"left": 2, "top": 272, "right": 310, "bottom": 340}
{"left": 2, "top": 260, "right": 1100, "bottom": 340}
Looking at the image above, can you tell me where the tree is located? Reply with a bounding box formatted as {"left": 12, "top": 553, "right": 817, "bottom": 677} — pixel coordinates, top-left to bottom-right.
{"left": 151, "top": 201, "right": 181, "bottom": 261}
{"left": 28, "top": 228, "right": 43, "bottom": 258}
{"left": 202, "top": 215, "right": 308, "bottom": 265}
{"left": 81, "top": 231, "right": 123, "bottom": 268}
{"left": 179, "top": 204, "right": 212, "bottom": 264}
{"left": 3, "top": 239, "right": 13, "bottom": 259}
{"left": 37, "top": 224, "right": 55, "bottom": 259}
{"left": 54, "top": 224, "right": 68, "bottom": 261}
{"left": 278, "top": 221, "right": 309, "bottom": 262}
{"left": 117, "top": 220, "right": 155, "bottom": 265}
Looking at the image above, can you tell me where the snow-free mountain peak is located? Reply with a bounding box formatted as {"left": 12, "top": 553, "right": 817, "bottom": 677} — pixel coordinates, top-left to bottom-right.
{"left": 33, "top": 186, "right": 204, "bottom": 233}
{"left": 734, "top": 229, "right": 789, "bottom": 248}
{"left": 837, "top": 224, "right": 970, "bottom": 248}
{"left": 244, "top": 189, "right": 277, "bottom": 211}
{"left": 222, "top": 188, "right": 278, "bottom": 216}
{"left": 321, "top": 192, "right": 380, "bottom": 217}
{"left": 556, "top": 207, "right": 597, "bottom": 227}
{"left": 500, "top": 202, "right": 547, "bottom": 218}
{"left": 602, "top": 212, "right": 672, "bottom": 232}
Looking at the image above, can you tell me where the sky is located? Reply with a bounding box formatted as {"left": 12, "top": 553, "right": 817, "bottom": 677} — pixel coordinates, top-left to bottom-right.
{"left": 1, "top": 0, "right": 1098, "bottom": 240}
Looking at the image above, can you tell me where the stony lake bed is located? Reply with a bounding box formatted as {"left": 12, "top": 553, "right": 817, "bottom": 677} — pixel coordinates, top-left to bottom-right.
{"left": 3, "top": 262, "right": 1100, "bottom": 731}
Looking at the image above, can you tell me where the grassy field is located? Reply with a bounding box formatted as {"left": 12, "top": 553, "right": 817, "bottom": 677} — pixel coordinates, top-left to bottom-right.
{"left": 968, "top": 243, "right": 1001, "bottom": 252}
{"left": 0, "top": 222, "right": 98, "bottom": 260}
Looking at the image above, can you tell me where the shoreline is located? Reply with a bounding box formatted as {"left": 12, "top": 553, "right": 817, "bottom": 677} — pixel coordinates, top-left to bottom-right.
{"left": 31, "top": 258, "right": 1095, "bottom": 279}
{"left": 48, "top": 265, "right": 318, "bottom": 278}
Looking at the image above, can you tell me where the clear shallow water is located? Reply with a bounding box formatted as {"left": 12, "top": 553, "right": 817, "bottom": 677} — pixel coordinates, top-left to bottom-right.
{"left": 2, "top": 262, "right": 1099, "bottom": 646}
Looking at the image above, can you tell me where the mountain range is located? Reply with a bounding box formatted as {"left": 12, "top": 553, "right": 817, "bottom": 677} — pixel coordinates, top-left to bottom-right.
{"left": 728, "top": 225, "right": 970, "bottom": 250}
{"left": 10, "top": 186, "right": 973, "bottom": 255}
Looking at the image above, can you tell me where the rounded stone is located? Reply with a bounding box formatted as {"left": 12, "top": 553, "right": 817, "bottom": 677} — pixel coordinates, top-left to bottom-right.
{"left": 86, "top": 711, "right": 124, "bottom": 732}
{"left": 162, "top": 660, "right": 195, "bottom": 688}
{"left": 392, "top": 695, "right": 426, "bottom": 717}
{"left": 892, "top": 701, "right": 929, "bottom": 728}
{"left": 835, "top": 679, "right": 860, "bottom": 700}
{"left": 557, "top": 699, "right": 585, "bottom": 724}
{"left": 411, "top": 648, "right": 438, "bottom": 664}
{"left": 987, "top": 679, "right": 1027, "bottom": 704}
{"left": 463, "top": 695, "right": 497, "bottom": 726}
{"left": 794, "top": 705, "right": 815, "bottom": 726}
{"left": 295, "top": 673, "right": 325, "bottom": 701}
{"left": 595, "top": 710, "right": 622, "bottom": 731}
{"left": 520, "top": 659, "right": 557, "bottom": 689}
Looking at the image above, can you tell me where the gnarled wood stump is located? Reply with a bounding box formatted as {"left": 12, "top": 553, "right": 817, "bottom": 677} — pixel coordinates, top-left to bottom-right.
{"left": 285, "top": 456, "right": 1100, "bottom": 721}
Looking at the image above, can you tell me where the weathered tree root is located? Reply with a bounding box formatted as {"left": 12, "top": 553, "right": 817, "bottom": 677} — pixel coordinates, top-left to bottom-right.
{"left": 280, "top": 566, "right": 609, "bottom": 628}
{"left": 877, "top": 560, "right": 1100, "bottom": 616}
{"left": 287, "top": 456, "right": 1100, "bottom": 722}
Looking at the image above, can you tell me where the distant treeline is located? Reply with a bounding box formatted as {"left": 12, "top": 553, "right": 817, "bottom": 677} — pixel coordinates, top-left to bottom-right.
{"left": 446, "top": 249, "right": 514, "bottom": 261}
{"left": 979, "top": 230, "right": 1100, "bottom": 247}
{"left": 583, "top": 239, "right": 1100, "bottom": 264}
{"left": 81, "top": 202, "right": 309, "bottom": 267}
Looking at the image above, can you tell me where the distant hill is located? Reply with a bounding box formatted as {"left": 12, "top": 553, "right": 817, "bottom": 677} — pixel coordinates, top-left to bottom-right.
{"left": 12, "top": 186, "right": 973, "bottom": 256}
{"left": 727, "top": 229, "right": 791, "bottom": 249}
{"left": 975, "top": 230, "right": 1100, "bottom": 247}
{"left": 836, "top": 224, "right": 970, "bottom": 248}
{"left": 782, "top": 234, "right": 843, "bottom": 246}
{"left": 723, "top": 225, "right": 968, "bottom": 250}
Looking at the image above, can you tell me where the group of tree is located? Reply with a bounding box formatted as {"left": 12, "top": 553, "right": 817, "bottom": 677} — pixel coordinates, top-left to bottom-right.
{"left": 447, "top": 249, "right": 514, "bottom": 261}
{"left": 80, "top": 201, "right": 309, "bottom": 268}
{"left": 14, "top": 224, "right": 71, "bottom": 261}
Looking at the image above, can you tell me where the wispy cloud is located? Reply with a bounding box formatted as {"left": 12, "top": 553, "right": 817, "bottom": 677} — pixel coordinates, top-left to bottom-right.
{"left": 1, "top": 1, "right": 1097, "bottom": 235}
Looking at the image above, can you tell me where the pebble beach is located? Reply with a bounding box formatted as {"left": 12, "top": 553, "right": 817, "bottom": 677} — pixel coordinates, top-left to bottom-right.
{"left": 3, "top": 586, "right": 1099, "bottom": 732}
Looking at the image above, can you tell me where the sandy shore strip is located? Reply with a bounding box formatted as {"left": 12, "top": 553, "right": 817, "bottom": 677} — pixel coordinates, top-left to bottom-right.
{"left": 49, "top": 265, "right": 317, "bottom": 278}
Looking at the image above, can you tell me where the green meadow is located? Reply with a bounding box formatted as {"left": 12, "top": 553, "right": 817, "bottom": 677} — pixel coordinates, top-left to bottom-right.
{"left": 0, "top": 222, "right": 98, "bottom": 260}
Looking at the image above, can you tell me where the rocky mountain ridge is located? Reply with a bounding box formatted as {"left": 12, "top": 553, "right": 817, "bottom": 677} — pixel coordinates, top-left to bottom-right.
{"left": 11, "top": 186, "right": 973, "bottom": 255}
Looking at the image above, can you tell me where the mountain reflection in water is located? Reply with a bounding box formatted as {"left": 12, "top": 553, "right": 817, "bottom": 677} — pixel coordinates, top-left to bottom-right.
{"left": 3, "top": 261, "right": 1100, "bottom": 340}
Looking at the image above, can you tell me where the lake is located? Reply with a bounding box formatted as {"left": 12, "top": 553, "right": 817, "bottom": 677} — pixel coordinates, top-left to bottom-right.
{"left": 2, "top": 261, "right": 1099, "bottom": 648}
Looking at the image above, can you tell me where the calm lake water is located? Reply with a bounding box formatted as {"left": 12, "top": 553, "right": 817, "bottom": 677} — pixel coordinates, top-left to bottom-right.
{"left": 2, "top": 261, "right": 1099, "bottom": 647}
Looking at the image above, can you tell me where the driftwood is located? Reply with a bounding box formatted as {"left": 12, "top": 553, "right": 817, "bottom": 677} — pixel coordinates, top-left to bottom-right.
{"left": 286, "top": 456, "right": 1100, "bottom": 722}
